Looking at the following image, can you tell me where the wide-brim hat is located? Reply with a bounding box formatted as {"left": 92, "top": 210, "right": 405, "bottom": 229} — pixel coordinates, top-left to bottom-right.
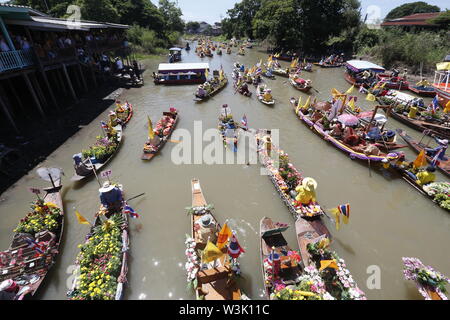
{"left": 302, "top": 177, "right": 317, "bottom": 191}
{"left": 99, "top": 181, "right": 115, "bottom": 193}
{"left": 199, "top": 214, "right": 214, "bottom": 227}
{"left": 441, "top": 139, "right": 448, "bottom": 145}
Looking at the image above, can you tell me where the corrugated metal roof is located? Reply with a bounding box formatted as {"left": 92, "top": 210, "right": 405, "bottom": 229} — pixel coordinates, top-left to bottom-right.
{"left": 381, "top": 12, "right": 440, "bottom": 26}
{"left": 0, "top": 3, "right": 47, "bottom": 16}
{"left": 158, "top": 63, "right": 209, "bottom": 72}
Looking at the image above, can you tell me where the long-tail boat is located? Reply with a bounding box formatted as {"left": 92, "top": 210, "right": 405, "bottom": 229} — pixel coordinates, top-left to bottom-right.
{"left": 0, "top": 169, "right": 64, "bottom": 300}
{"left": 289, "top": 75, "right": 312, "bottom": 93}
{"left": 142, "top": 109, "right": 179, "bottom": 161}
{"left": 67, "top": 184, "right": 129, "bottom": 300}
{"left": 186, "top": 179, "right": 242, "bottom": 300}
{"left": 408, "top": 85, "right": 436, "bottom": 97}
{"left": 194, "top": 75, "right": 228, "bottom": 102}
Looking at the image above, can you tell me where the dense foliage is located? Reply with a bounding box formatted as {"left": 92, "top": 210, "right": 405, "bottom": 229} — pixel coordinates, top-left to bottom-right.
{"left": 384, "top": 1, "right": 440, "bottom": 20}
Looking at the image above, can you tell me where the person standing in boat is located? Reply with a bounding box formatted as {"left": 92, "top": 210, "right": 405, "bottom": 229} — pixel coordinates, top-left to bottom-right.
{"left": 294, "top": 178, "right": 318, "bottom": 206}
{"left": 99, "top": 182, "right": 123, "bottom": 214}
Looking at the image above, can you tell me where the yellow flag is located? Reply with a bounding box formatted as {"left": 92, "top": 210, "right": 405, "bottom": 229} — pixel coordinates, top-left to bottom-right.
{"left": 75, "top": 210, "right": 90, "bottom": 225}
{"left": 348, "top": 97, "right": 356, "bottom": 111}
{"left": 219, "top": 69, "right": 224, "bottom": 81}
{"left": 345, "top": 85, "right": 354, "bottom": 95}
{"left": 302, "top": 96, "right": 311, "bottom": 110}
{"left": 296, "top": 97, "right": 302, "bottom": 114}
{"left": 205, "top": 68, "right": 209, "bottom": 79}
{"left": 274, "top": 53, "right": 280, "bottom": 58}
{"left": 444, "top": 100, "right": 450, "bottom": 113}
{"left": 148, "top": 116, "right": 154, "bottom": 140}
{"left": 366, "top": 93, "right": 376, "bottom": 102}
{"left": 319, "top": 259, "right": 339, "bottom": 271}
{"left": 331, "top": 88, "right": 342, "bottom": 98}
{"left": 216, "top": 223, "right": 232, "bottom": 249}
{"left": 317, "top": 237, "right": 330, "bottom": 249}
{"left": 202, "top": 241, "right": 224, "bottom": 263}
{"left": 329, "top": 208, "right": 341, "bottom": 231}
{"left": 413, "top": 150, "right": 427, "bottom": 169}
{"left": 267, "top": 55, "right": 272, "bottom": 63}
{"left": 290, "top": 58, "right": 297, "bottom": 68}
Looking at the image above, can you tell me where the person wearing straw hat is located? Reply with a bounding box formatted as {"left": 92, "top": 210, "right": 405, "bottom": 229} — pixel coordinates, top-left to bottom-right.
{"left": 295, "top": 177, "right": 318, "bottom": 205}
{"left": 194, "top": 214, "right": 217, "bottom": 243}
{"left": 99, "top": 182, "right": 123, "bottom": 213}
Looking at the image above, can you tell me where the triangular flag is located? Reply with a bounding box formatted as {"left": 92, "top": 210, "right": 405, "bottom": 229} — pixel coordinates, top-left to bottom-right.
{"left": 148, "top": 116, "right": 154, "bottom": 140}
{"left": 302, "top": 96, "right": 311, "bottom": 110}
{"left": 413, "top": 150, "right": 427, "bottom": 169}
{"left": 444, "top": 100, "right": 450, "bottom": 113}
{"left": 319, "top": 259, "right": 339, "bottom": 271}
{"left": 228, "top": 234, "right": 245, "bottom": 259}
{"left": 296, "top": 97, "right": 302, "bottom": 114}
{"left": 345, "top": 85, "right": 354, "bottom": 95}
{"left": 205, "top": 68, "right": 209, "bottom": 79}
{"left": 75, "top": 210, "right": 90, "bottom": 225}
{"left": 202, "top": 241, "right": 224, "bottom": 263}
{"left": 338, "top": 204, "right": 350, "bottom": 224}
{"left": 366, "top": 93, "right": 376, "bottom": 102}
{"left": 348, "top": 97, "right": 356, "bottom": 111}
{"left": 216, "top": 223, "right": 232, "bottom": 249}
{"left": 331, "top": 88, "right": 342, "bottom": 98}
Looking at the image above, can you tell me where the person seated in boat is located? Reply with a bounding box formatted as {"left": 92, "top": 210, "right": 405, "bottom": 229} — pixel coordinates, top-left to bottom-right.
{"left": 263, "top": 89, "right": 273, "bottom": 102}
{"left": 239, "top": 64, "right": 245, "bottom": 72}
{"left": 425, "top": 136, "right": 448, "bottom": 161}
{"left": 330, "top": 120, "right": 344, "bottom": 138}
{"left": 240, "top": 83, "right": 250, "bottom": 95}
{"left": 416, "top": 78, "right": 431, "bottom": 89}
{"left": 406, "top": 166, "right": 436, "bottom": 186}
{"left": 73, "top": 153, "right": 93, "bottom": 176}
{"left": 203, "top": 82, "right": 212, "bottom": 93}
{"left": 294, "top": 178, "right": 317, "bottom": 206}
{"left": 196, "top": 85, "right": 207, "bottom": 98}
{"left": 99, "top": 182, "right": 123, "bottom": 214}
{"left": 194, "top": 214, "right": 217, "bottom": 243}
{"left": 343, "top": 126, "right": 360, "bottom": 146}
{"left": 311, "top": 109, "right": 323, "bottom": 123}
{"left": 391, "top": 68, "right": 399, "bottom": 78}
{"left": 108, "top": 111, "right": 118, "bottom": 127}
{"left": 266, "top": 69, "right": 273, "bottom": 77}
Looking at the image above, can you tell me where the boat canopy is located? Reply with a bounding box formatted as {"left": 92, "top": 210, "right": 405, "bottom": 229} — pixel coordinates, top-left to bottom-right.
{"left": 261, "top": 225, "right": 289, "bottom": 238}
{"left": 157, "top": 63, "right": 209, "bottom": 73}
{"left": 345, "top": 60, "right": 385, "bottom": 73}
{"left": 437, "top": 62, "right": 450, "bottom": 71}
{"left": 169, "top": 47, "right": 182, "bottom": 51}
{"left": 385, "top": 90, "right": 423, "bottom": 104}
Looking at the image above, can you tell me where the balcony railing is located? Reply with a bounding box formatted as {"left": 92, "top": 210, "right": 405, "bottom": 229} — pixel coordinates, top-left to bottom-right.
{"left": 433, "top": 70, "right": 450, "bottom": 92}
{"left": 0, "top": 49, "right": 35, "bottom": 73}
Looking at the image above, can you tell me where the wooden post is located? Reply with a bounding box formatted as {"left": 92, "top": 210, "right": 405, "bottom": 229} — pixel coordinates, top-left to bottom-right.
{"left": 6, "top": 78, "right": 27, "bottom": 117}
{"left": 41, "top": 70, "right": 58, "bottom": 109}
{"left": 71, "top": 64, "right": 83, "bottom": 91}
{"left": 23, "top": 73, "right": 46, "bottom": 119}
{"left": 78, "top": 64, "right": 88, "bottom": 92}
{"left": 31, "top": 72, "right": 48, "bottom": 107}
{"left": 62, "top": 64, "right": 77, "bottom": 101}
{"left": 0, "top": 84, "right": 19, "bottom": 133}
{"left": 56, "top": 68, "right": 67, "bottom": 95}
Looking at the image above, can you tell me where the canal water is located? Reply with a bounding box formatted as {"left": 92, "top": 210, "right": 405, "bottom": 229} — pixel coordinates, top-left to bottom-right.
{"left": 1, "top": 43, "right": 448, "bottom": 300}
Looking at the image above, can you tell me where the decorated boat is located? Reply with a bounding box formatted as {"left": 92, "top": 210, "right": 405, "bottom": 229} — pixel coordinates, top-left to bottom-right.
{"left": 218, "top": 105, "right": 241, "bottom": 151}
{"left": 194, "top": 72, "right": 228, "bottom": 102}
{"left": 289, "top": 75, "right": 312, "bottom": 93}
{"left": 272, "top": 68, "right": 290, "bottom": 78}
{"left": 408, "top": 85, "right": 436, "bottom": 97}
{"left": 0, "top": 168, "right": 64, "bottom": 300}
{"left": 185, "top": 179, "right": 242, "bottom": 300}
{"left": 113, "top": 101, "right": 133, "bottom": 125}
{"left": 289, "top": 98, "right": 400, "bottom": 164}
{"left": 256, "top": 85, "right": 275, "bottom": 105}
{"left": 376, "top": 73, "right": 409, "bottom": 90}
{"left": 153, "top": 63, "right": 209, "bottom": 85}
{"left": 314, "top": 62, "right": 343, "bottom": 68}
{"left": 260, "top": 217, "right": 302, "bottom": 300}
{"left": 397, "top": 129, "right": 450, "bottom": 177}
{"left": 142, "top": 109, "right": 179, "bottom": 161}
{"left": 403, "top": 257, "right": 449, "bottom": 300}
{"left": 67, "top": 184, "right": 129, "bottom": 300}
{"left": 71, "top": 124, "right": 123, "bottom": 182}
{"left": 344, "top": 60, "right": 385, "bottom": 88}
{"left": 168, "top": 47, "right": 182, "bottom": 63}
{"left": 432, "top": 62, "right": 450, "bottom": 107}
{"left": 378, "top": 90, "right": 450, "bottom": 139}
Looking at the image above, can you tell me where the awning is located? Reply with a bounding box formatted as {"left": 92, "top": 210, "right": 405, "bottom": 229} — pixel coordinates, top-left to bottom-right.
{"left": 169, "top": 47, "right": 182, "bottom": 51}
{"left": 158, "top": 63, "right": 209, "bottom": 72}
{"left": 345, "top": 60, "right": 385, "bottom": 73}
{"left": 437, "top": 62, "right": 450, "bottom": 71}
{"left": 5, "top": 16, "right": 129, "bottom": 31}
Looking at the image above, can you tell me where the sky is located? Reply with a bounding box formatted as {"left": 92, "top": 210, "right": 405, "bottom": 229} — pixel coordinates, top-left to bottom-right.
{"left": 0, "top": 0, "right": 447, "bottom": 24}
{"left": 149, "top": 0, "right": 449, "bottom": 24}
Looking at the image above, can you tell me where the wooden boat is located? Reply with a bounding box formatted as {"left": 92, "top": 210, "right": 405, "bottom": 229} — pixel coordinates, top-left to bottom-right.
{"left": 142, "top": 110, "right": 179, "bottom": 161}
{"left": 376, "top": 74, "right": 409, "bottom": 90}
{"left": 260, "top": 217, "right": 302, "bottom": 300}
{"left": 255, "top": 129, "right": 327, "bottom": 220}
{"left": 256, "top": 85, "right": 275, "bottom": 105}
{"left": 403, "top": 257, "right": 448, "bottom": 300}
{"left": 194, "top": 77, "right": 228, "bottom": 102}
{"left": 67, "top": 184, "right": 129, "bottom": 300}
{"left": 234, "top": 82, "right": 252, "bottom": 97}
{"left": 314, "top": 62, "right": 343, "bottom": 68}
{"left": 295, "top": 218, "right": 330, "bottom": 268}
{"left": 272, "top": 68, "right": 289, "bottom": 78}
{"left": 261, "top": 71, "right": 275, "bottom": 79}
{"left": 218, "top": 106, "right": 241, "bottom": 150}
{"left": 397, "top": 129, "right": 450, "bottom": 177}
{"left": 408, "top": 85, "right": 436, "bottom": 97}
{"left": 289, "top": 99, "right": 400, "bottom": 163}
{"left": 289, "top": 75, "right": 312, "bottom": 93}
{"left": 189, "top": 179, "right": 242, "bottom": 300}
{"left": 0, "top": 176, "right": 64, "bottom": 300}
{"left": 71, "top": 124, "right": 123, "bottom": 182}
{"left": 153, "top": 63, "right": 208, "bottom": 85}
{"left": 115, "top": 102, "right": 133, "bottom": 125}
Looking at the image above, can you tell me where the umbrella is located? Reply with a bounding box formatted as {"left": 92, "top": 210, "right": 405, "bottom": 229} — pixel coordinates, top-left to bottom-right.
{"left": 356, "top": 111, "right": 388, "bottom": 124}
{"left": 36, "top": 167, "right": 63, "bottom": 184}
{"left": 314, "top": 101, "right": 332, "bottom": 111}
{"left": 338, "top": 114, "right": 359, "bottom": 126}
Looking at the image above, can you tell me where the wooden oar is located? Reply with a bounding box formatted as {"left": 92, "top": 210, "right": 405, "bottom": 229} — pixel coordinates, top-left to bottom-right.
{"left": 367, "top": 158, "right": 372, "bottom": 177}
{"left": 312, "top": 87, "right": 321, "bottom": 94}
{"left": 126, "top": 193, "right": 146, "bottom": 202}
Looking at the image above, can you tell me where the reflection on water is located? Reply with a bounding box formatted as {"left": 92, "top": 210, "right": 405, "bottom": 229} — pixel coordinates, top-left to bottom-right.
{"left": 0, "top": 43, "right": 448, "bottom": 300}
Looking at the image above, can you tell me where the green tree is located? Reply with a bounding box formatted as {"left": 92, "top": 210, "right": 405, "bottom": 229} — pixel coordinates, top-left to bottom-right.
{"left": 223, "top": 0, "right": 262, "bottom": 39}
{"left": 158, "top": 0, "right": 185, "bottom": 32}
{"left": 112, "top": 0, "right": 165, "bottom": 33}
{"left": 385, "top": 1, "right": 440, "bottom": 20}
{"left": 77, "top": 0, "right": 119, "bottom": 23}
{"left": 185, "top": 21, "right": 200, "bottom": 33}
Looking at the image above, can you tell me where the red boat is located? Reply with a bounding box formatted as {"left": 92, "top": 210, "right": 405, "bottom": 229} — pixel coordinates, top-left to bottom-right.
{"left": 432, "top": 67, "right": 450, "bottom": 107}
{"left": 376, "top": 74, "right": 409, "bottom": 90}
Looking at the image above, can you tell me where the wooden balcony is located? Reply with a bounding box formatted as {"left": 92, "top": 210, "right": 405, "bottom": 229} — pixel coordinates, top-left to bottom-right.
{"left": 0, "top": 48, "right": 35, "bottom": 73}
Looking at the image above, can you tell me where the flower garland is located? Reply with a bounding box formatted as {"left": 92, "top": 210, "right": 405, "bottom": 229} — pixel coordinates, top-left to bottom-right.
{"left": 14, "top": 199, "right": 61, "bottom": 235}
{"left": 403, "top": 257, "right": 449, "bottom": 300}
{"left": 185, "top": 236, "right": 200, "bottom": 287}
